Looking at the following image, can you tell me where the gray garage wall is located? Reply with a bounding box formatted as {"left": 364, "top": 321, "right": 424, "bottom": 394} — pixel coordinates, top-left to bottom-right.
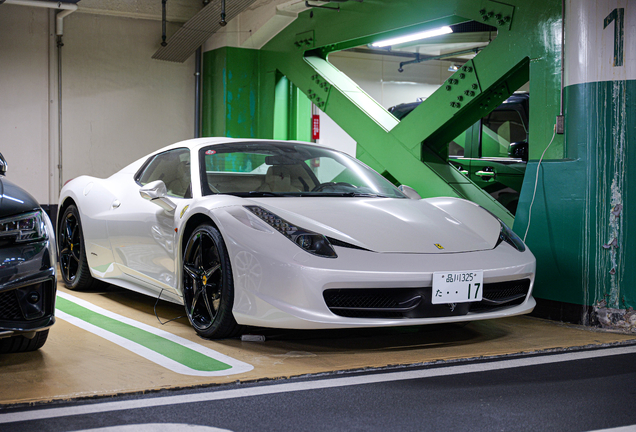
{"left": 0, "top": 6, "right": 53, "bottom": 204}
{"left": 0, "top": 5, "right": 195, "bottom": 206}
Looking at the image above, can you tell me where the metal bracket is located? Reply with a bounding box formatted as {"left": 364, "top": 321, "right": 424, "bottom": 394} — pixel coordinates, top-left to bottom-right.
{"left": 305, "top": 1, "right": 340, "bottom": 11}
{"left": 305, "top": 0, "right": 363, "bottom": 12}
{"left": 307, "top": 73, "right": 331, "bottom": 110}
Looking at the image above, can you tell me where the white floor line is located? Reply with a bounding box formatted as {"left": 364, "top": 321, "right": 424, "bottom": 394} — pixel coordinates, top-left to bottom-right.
{"left": 587, "top": 426, "right": 636, "bottom": 432}
{"left": 2, "top": 345, "right": 635, "bottom": 424}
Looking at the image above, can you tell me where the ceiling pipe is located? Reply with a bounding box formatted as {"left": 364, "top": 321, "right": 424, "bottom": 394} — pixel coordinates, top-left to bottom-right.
{"left": 2, "top": 0, "right": 78, "bottom": 35}
{"left": 161, "top": 0, "right": 168, "bottom": 46}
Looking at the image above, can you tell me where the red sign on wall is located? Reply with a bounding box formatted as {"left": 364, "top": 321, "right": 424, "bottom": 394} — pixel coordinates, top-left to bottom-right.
{"left": 312, "top": 114, "right": 320, "bottom": 140}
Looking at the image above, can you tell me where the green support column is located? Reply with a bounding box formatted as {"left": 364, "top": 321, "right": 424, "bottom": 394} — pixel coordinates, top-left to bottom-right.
{"left": 517, "top": 0, "right": 636, "bottom": 321}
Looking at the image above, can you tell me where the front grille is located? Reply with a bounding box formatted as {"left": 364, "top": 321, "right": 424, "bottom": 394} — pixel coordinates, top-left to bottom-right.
{"left": 0, "top": 290, "right": 23, "bottom": 320}
{"left": 325, "top": 290, "right": 405, "bottom": 310}
{"left": 470, "top": 279, "right": 531, "bottom": 312}
{"left": 323, "top": 279, "right": 531, "bottom": 319}
{"left": 324, "top": 288, "right": 469, "bottom": 319}
{"left": 324, "top": 288, "right": 415, "bottom": 318}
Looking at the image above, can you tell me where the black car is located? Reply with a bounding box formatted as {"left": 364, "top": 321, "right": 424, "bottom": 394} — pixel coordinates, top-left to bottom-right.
{"left": 0, "top": 153, "right": 56, "bottom": 353}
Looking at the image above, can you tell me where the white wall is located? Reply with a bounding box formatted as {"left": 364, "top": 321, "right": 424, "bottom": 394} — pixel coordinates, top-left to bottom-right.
{"left": 61, "top": 13, "right": 195, "bottom": 183}
{"left": 0, "top": 6, "right": 195, "bottom": 205}
{"left": 0, "top": 6, "right": 52, "bottom": 203}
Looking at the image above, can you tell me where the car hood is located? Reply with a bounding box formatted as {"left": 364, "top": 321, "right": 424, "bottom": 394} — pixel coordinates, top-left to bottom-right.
{"left": 0, "top": 177, "right": 41, "bottom": 219}
{"left": 249, "top": 197, "right": 500, "bottom": 254}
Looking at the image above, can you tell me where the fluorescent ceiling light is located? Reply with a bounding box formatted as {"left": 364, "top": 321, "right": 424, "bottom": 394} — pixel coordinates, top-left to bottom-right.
{"left": 371, "top": 26, "right": 453, "bottom": 48}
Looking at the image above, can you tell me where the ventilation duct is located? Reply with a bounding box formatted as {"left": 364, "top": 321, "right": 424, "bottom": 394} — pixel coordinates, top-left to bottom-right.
{"left": 152, "top": 0, "right": 258, "bottom": 63}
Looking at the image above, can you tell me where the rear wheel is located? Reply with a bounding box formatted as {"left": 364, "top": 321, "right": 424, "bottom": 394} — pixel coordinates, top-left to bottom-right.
{"left": 0, "top": 330, "right": 49, "bottom": 353}
{"left": 58, "top": 205, "right": 99, "bottom": 290}
{"left": 182, "top": 223, "right": 240, "bottom": 339}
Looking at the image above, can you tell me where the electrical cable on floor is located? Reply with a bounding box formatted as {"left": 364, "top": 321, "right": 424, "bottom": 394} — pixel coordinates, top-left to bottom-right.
{"left": 523, "top": 128, "right": 557, "bottom": 243}
{"left": 154, "top": 289, "right": 186, "bottom": 325}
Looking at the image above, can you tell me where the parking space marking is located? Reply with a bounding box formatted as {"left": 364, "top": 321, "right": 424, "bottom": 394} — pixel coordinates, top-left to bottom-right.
{"left": 55, "top": 291, "right": 253, "bottom": 377}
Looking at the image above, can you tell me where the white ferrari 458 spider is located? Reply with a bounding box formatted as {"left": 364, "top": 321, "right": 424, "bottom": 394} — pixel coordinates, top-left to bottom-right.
{"left": 57, "top": 138, "right": 535, "bottom": 338}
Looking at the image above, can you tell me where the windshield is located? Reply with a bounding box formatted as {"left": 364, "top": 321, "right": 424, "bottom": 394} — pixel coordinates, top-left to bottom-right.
{"left": 199, "top": 142, "right": 406, "bottom": 198}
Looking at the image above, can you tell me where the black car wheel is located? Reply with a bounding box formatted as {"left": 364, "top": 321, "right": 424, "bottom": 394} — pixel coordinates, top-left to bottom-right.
{"left": 58, "top": 205, "right": 98, "bottom": 290}
{"left": 182, "top": 223, "right": 240, "bottom": 339}
{"left": 0, "top": 330, "right": 49, "bottom": 354}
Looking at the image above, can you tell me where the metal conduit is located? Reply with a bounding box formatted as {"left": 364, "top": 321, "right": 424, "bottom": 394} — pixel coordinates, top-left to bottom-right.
{"left": 398, "top": 47, "right": 482, "bottom": 72}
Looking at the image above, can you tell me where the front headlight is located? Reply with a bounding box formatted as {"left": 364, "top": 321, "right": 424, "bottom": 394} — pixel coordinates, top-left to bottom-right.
{"left": 245, "top": 206, "right": 337, "bottom": 258}
{"left": 497, "top": 221, "right": 525, "bottom": 252}
{"left": 0, "top": 210, "right": 49, "bottom": 243}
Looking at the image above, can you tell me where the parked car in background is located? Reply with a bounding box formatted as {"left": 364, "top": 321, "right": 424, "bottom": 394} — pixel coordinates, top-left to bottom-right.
{"left": 389, "top": 92, "right": 529, "bottom": 214}
{"left": 0, "top": 153, "right": 57, "bottom": 353}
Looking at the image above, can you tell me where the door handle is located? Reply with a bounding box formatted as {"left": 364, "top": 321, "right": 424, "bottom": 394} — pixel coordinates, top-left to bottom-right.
{"left": 452, "top": 164, "right": 469, "bottom": 176}
{"left": 475, "top": 167, "right": 496, "bottom": 179}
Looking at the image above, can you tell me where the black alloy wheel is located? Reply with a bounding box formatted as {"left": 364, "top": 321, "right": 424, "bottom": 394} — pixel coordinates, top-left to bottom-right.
{"left": 58, "top": 205, "right": 98, "bottom": 290}
{"left": 182, "top": 223, "right": 240, "bottom": 339}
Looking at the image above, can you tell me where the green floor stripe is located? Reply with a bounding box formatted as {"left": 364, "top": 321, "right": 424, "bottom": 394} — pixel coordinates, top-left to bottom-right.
{"left": 56, "top": 296, "right": 231, "bottom": 372}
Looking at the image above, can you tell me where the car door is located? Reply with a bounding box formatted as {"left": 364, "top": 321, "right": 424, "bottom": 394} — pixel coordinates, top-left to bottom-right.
{"left": 468, "top": 102, "right": 528, "bottom": 213}
{"left": 106, "top": 148, "right": 192, "bottom": 292}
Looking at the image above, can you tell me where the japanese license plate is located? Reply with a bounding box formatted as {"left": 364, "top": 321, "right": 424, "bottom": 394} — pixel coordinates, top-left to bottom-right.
{"left": 432, "top": 271, "right": 483, "bottom": 304}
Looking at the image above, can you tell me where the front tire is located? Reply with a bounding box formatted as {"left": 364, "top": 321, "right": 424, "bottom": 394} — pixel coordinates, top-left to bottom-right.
{"left": 0, "top": 330, "right": 49, "bottom": 353}
{"left": 182, "top": 223, "right": 240, "bottom": 339}
{"left": 58, "top": 205, "right": 99, "bottom": 290}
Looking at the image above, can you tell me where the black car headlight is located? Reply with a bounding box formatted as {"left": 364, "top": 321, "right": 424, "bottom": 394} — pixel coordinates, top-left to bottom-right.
{"left": 497, "top": 220, "right": 525, "bottom": 252}
{"left": 0, "top": 210, "right": 49, "bottom": 243}
{"left": 245, "top": 206, "right": 337, "bottom": 258}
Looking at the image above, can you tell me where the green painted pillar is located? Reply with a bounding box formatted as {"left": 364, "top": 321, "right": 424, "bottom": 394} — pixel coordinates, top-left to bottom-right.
{"left": 202, "top": 47, "right": 259, "bottom": 138}
{"left": 520, "top": 0, "right": 635, "bottom": 320}
{"left": 202, "top": 48, "right": 311, "bottom": 141}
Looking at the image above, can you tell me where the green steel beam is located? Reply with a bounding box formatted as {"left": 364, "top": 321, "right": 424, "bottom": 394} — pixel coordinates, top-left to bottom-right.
{"left": 203, "top": 1, "right": 563, "bottom": 230}
{"left": 258, "top": 1, "right": 562, "bottom": 226}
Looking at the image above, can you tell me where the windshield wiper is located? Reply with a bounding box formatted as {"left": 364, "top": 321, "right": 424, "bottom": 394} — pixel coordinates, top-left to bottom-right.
{"left": 342, "top": 192, "right": 391, "bottom": 198}
{"left": 297, "top": 192, "right": 391, "bottom": 198}
{"left": 227, "top": 191, "right": 286, "bottom": 197}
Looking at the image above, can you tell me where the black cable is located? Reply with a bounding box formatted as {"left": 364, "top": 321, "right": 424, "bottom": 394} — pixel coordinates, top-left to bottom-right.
{"left": 154, "top": 289, "right": 186, "bottom": 325}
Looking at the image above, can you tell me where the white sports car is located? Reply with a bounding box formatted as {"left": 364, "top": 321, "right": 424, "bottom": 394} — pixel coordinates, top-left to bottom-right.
{"left": 57, "top": 138, "right": 535, "bottom": 338}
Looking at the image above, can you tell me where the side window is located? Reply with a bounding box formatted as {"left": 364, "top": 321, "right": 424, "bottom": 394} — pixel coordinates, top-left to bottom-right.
{"left": 137, "top": 148, "right": 191, "bottom": 198}
{"left": 481, "top": 109, "right": 527, "bottom": 158}
{"left": 449, "top": 129, "right": 468, "bottom": 157}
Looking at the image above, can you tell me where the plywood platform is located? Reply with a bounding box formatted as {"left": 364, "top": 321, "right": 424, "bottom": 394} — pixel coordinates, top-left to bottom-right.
{"left": 1, "top": 281, "right": 635, "bottom": 406}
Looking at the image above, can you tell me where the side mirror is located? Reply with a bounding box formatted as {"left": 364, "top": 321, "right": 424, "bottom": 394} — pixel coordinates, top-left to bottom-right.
{"left": 139, "top": 180, "right": 176, "bottom": 212}
{"left": 0, "top": 153, "right": 7, "bottom": 176}
{"left": 508, "top": 141, "right": 528, "bottom": 162}
{"left": 398, "top": 184, "right": 422, "bottom": 200}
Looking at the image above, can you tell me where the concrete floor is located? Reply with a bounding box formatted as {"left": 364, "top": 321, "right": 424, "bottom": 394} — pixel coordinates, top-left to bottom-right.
{"left": 1, "top": 282, "right": 635, "bottom": 406}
